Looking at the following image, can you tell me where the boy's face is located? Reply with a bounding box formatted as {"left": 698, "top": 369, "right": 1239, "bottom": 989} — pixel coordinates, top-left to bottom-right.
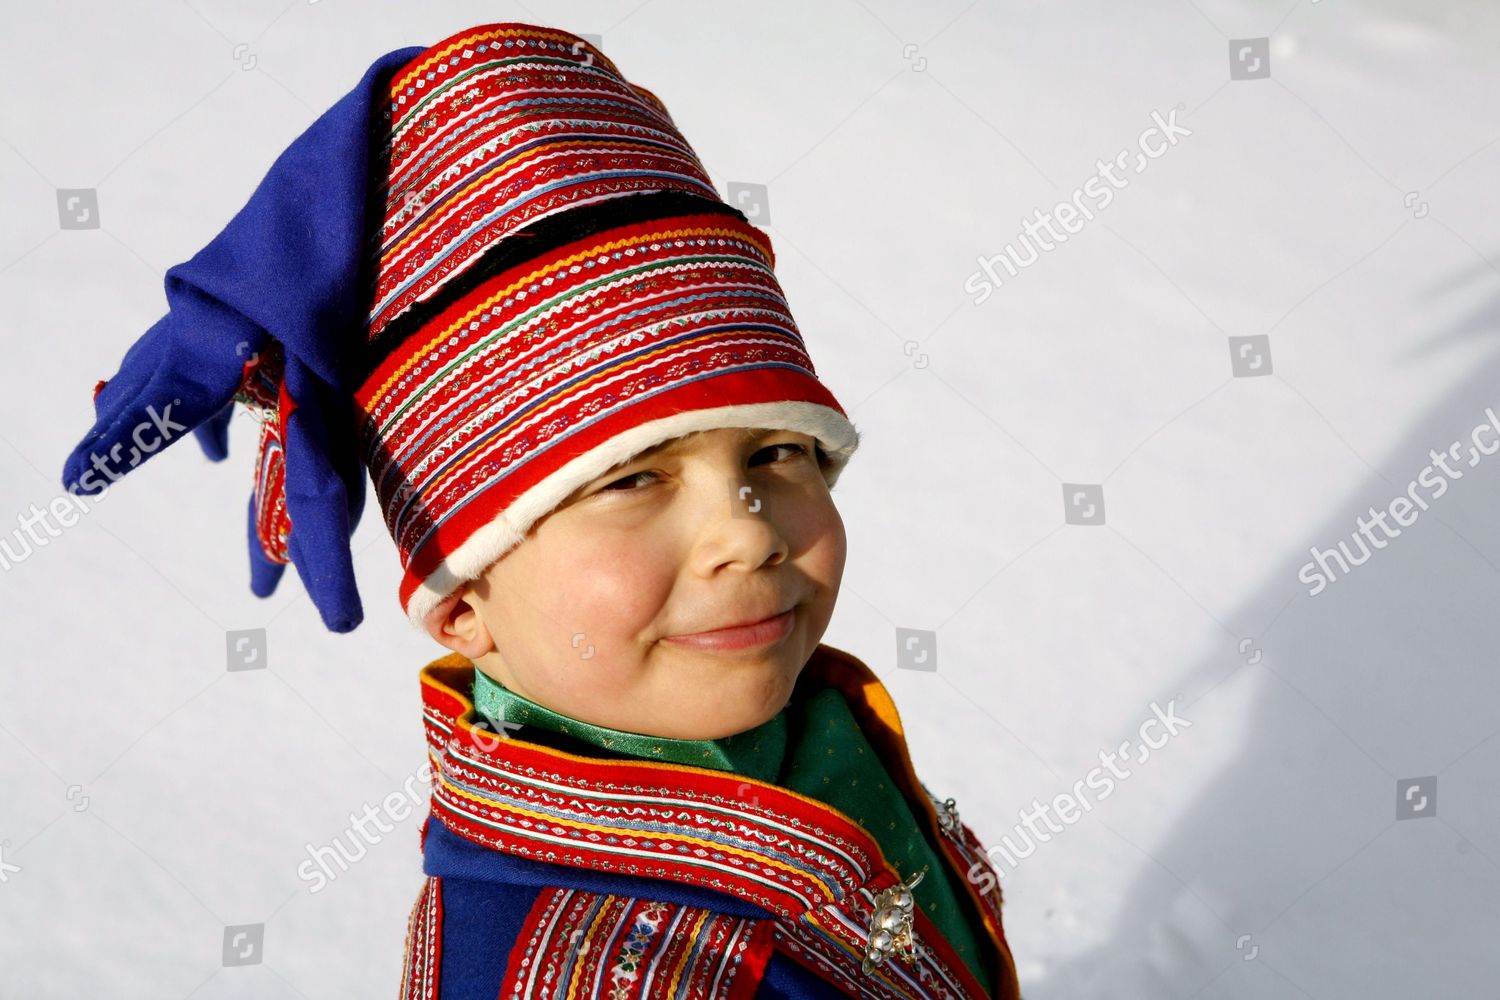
{"left": 425, "top": 426, "right": 846, "bottom": 740}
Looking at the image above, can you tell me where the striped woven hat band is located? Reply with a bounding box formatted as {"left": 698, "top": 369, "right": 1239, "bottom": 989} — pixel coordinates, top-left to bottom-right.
{"left": 354, "top": 23, "right": 860, "bottom": 629}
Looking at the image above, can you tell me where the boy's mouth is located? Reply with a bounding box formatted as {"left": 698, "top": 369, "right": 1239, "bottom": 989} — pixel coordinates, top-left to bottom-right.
{"left": 661, "top": 607, "right": 797, "bottom": 652}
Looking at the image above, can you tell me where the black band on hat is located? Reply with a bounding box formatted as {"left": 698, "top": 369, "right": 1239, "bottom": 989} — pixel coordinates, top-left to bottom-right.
{"left": 358, "top": 191, "right": 750, "bottom": 385}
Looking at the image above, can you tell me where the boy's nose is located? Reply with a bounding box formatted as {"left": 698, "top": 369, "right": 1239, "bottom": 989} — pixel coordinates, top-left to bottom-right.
{"left": 686, "top": 485, "right": 790, "bottom": 571}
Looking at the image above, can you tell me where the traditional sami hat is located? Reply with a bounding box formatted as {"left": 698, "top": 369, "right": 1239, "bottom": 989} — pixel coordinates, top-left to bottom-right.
{"left": 62, "top": 22, "right": 861, "bottom": 634}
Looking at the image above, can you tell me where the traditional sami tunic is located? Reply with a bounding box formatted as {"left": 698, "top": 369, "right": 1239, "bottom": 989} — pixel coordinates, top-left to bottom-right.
{"left": 400, "top": 643, "right": 1022, "bottom": 999}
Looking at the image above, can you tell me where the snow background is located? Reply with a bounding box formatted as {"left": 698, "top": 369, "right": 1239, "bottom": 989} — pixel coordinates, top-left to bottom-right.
{"left": 3, "top": 0, "right": 1499, "bottom": 996}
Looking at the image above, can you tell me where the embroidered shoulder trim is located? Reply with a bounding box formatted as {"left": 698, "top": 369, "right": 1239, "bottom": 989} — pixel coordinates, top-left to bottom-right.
{"left": 498, "top": 886, "right": 773, "bottom": 1000}
{"left": 399, "top": 875, "right": 443, "bottom": 999}
{"left": 419, "top": 666, "right": 888, "bottom": 920}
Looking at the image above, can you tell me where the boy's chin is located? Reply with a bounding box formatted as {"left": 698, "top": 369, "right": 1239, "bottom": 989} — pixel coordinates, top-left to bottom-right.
{"left": 649, "top": 670, "right": 801, "bottom": 738}
{"left": 649, "top": 710, "right": 775, "bottom": 741}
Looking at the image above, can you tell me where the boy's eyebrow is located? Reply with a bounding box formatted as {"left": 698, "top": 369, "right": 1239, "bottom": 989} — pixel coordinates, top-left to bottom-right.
{"left": 646, "top": 436, "right": 692, "bottom": 459}
{"left": 640, "top": 427, "right": 768, "bottom": 460}
{"left": 563, "top": 429, "right": 796, "bottom": 504}
{"left": 576, "top": 430, "right": 767, "bottom": 487}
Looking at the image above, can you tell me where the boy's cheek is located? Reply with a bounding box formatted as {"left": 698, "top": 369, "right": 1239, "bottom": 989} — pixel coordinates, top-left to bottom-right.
{"left": 787, "top": 498, "right": 847, "bottom": 577}
{"left": 540, "top": 548, "right": 677, "bottom": 645}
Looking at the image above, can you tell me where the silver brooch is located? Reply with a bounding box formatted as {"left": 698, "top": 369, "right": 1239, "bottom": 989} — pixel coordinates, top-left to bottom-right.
{"left": 935, "top": 796, "right": 961, "bottom": 836}
{"left": 861, "top": 865, "right": 928, "bottom": 975}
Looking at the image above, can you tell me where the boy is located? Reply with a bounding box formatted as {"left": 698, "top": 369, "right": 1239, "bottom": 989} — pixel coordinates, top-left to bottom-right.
{"left": 63, "top": 22, "right": 1020, "bottom": 999}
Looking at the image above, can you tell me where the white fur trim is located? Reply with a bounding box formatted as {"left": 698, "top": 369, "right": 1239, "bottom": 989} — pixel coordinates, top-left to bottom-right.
{"left": 402, "top": 401, "right": 860, "bottom": 631}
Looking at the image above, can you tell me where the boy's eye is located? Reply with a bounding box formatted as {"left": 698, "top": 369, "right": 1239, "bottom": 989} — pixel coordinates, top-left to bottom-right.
{"left": 756, "top": 441, "right": 811, "bottom": 464}
{"left": 593, "top": 442, "right": 812, "bottom": 495}
{"left": 599, "top": 470, "right": 657, "bottom": 492}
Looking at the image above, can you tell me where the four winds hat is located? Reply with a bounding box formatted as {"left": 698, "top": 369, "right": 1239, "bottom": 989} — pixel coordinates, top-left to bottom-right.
{"left": 61, "top": 22, "right": 861, "bottom": 634}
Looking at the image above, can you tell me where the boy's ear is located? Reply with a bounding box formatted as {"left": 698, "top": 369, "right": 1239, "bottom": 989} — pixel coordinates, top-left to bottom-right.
{"left": 422, "top": 586, "right": 496, "bottom": 660}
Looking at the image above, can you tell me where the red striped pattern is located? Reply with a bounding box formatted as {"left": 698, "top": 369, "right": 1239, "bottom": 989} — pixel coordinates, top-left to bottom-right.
{"left": 231, "top": 340, "right": 292, "bottom": 564}
{"left": 370, "top": 23, "right": 716, "bottom": 341}
{"left": 499, "top": 888, "right": 773, "bottom": 1000}
{"left": 398, "top": 875, "right": 443, "bottom": 999}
